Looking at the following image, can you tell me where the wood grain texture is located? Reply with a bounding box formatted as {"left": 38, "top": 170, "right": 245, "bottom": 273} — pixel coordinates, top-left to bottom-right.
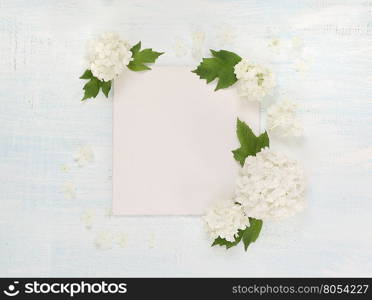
{"left": 0, "top": 0, "right": 371, "bottom": 277}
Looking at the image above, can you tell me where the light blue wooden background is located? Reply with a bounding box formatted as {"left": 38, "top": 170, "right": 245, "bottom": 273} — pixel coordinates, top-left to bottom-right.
{"left": 1, "top": 0, "right": 372, "bottom": 277}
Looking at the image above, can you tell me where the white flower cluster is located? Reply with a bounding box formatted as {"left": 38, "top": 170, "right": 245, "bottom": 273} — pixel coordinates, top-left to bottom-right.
{"left": 234, "top": 58, "right": 276, "bottom": 102}
{"left": 88, "top": 33, "right": 133, "bottom": 82}
{"left": 235, "top": 148, "right": 305, "bottom": 220}
{"left": 204, "top": 200, "right": 250, "bottom": 242}
{"left": 267, "top": 99, "right": 303, "bottom": 137}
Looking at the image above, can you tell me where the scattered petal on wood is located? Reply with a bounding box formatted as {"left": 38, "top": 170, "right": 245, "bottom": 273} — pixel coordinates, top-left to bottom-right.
{"left": 62, "top": 181, "right": 76, "bottom": 199}
{"left": 293, "top": 59, "right": 310, "bottom": 73}
{"left": 116, "top": 232, "right": 127, "bottom": 248}
{"left": 74, "top": 146, "right": 94, "bottom": 167}
{"left": 216, "top": 26, "right": 236, "bottom": 45}
{"left": 291, "top": 36, "right": 304, "bottom": 49}
{"left": 81, "top": 209, "right": 96, "bottom": 229}
{"left": 94, "top": 230, "right": 114, "bottom": 250}
{"left": 268, "top": 38, "right": 280, "bottom": 48}
{"left": 147, "top": 233, "right": 155, "bottom": 249}
{"left": 191, "top": 31, "right": 205, "bottom": 60}
{"left": 60, "top": 164, "right": 70, "bottom": 172}
{"left": 172, "top": 38, "right": 188, "bottom": 57}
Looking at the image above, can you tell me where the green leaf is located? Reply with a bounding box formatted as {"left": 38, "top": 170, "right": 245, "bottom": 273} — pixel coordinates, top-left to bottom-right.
{"left": 212, "top": 229, "right": 244, "bottom": 249}
{"left": 130, "top": 41, "right": 141, "bottom": 54}
{"left": 127, "top": 41, "right": 164, "bottom": 71}
{"left": 242, "top": 218, "right": 263, "bottom": 251}
{"left": 100, "top": 80, "right": 112, "bottom": 97}
{"left": 82, "top": 77, "right": 100, "bottom": 101}
{"left": 80, "top": 69, "right": 112, "bottom": 101}
{"left": 80, "top": 69, "right": 93, "bottom": 79}
{"left": 192, "top": 49, "right": 242, "bottom": 91}
{"left": 212, "top": 218, "right": 263, "bottom": 250}
{"left": 232, "top": 118, "right": 270, "bottom": 166}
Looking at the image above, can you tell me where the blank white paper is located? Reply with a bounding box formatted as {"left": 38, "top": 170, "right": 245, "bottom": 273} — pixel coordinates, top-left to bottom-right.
{"left": 113, "top": 67, "right": 259, "bottom": 215}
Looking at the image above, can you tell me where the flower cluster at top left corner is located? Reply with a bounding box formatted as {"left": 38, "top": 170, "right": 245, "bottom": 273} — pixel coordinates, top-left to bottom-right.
{"left": 80, "top": 32, "right": 163, "bottom": 101}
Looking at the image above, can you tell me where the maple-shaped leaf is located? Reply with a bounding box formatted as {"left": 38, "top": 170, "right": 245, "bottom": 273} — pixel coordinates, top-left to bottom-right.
{"left": 127, "top": 41, "right": 164, "bottom": 71}
{"left": 212, "top": 218, "right": 262, "bottom": 250}
{"left": 192, "top": 49, "right": 241, "bottom": 91}
{"left": 232, "top": 119, "right": 269, "bottom": 166}
{"left": 80, "top": 69, "right": 112, "bottom": 101}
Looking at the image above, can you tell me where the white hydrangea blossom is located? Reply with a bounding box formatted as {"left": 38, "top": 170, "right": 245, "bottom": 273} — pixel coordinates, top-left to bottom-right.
{"left": 234, "top": 59, "right": 276, "bottom": 102}
{"left": 204, "top": 199, "right": 250, "bottom": 242}
{"left": 88, "top": 32, "right": 133, "bottom": 82}
{"left": 235, "top": 148, "right": 305, "bottom": 220}
{"left": 267, "top": 99, "right": 303, "bottom": 137}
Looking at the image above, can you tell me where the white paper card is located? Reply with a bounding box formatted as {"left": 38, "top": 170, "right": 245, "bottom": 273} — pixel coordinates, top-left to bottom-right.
{"left": 113, "top": 67, "right": 259, "bottom": 215}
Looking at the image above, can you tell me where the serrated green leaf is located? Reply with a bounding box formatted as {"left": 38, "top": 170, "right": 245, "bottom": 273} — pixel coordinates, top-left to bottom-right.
{"left": 232, "top": 119, "right": 270, "bottom": 166}
{"left": 82, "top": 77, "right": 100, "bottom": 101}
{"left": 242, "top": 218, "right": 263, "bottom": 251}
{"left": 80, "top": 69, "right": 93, "bottom": 79}
{"left": 100, "top": 80, "right": 112, "bottom": 97}
{"left": 127, "top": 41, "right": 164, "bottom": 71}
{"left": 80, "top": 69, "right": 112, "bottom": 101}
{"left": 192, "top": 49, "right": 241, "bottom": 91}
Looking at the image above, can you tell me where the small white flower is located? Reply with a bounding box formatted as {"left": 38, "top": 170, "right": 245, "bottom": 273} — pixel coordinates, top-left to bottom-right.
{"left": 74, "top": 146, "right": 94, "bottom": 167}
{"left": 115, "top": 232, "right": 127, "bottom": 248}
{"left": 88, "top": 32, "right": 133, "bottom": 82}
{"left": 204, "top": 199, "right": 250, "bottom": 242}
{"left": 191, "top": 31, "right": 205, "bottom": 60}
{"left": 267, "top": 99, "right": 303, "bottom": 137}
{"left": 234, "top": 59, "right": 276, "bottom": 102}
{"left": 268, "top": 37, "right": 280, "bottom": 48}
{"left": 216, "top": 26, "right": 236, "bottom": 45}
{"left": 81, "top": 209, "right": 95, "bottom": 229}
{"left": 94, "top": 230, "right": 113, "bottom": 250}
{"left": 235, "top": 148, "right": 306, "bottom": 220}
{"left": 147, "top": 233, "right": 155, "bottom": 249}
{"left": 292, "top": 36, "right": 304, "bottom": 49}
{"left": 60, "top": 164, "right": 70, "bottom": 172}
{"left": 62, "top": 181, "right": 76, "bottom": 198}
{"left": 105, "top": 208, "right": 113, "bottom": 218}
{"left": 192, "top": 31, "right": 205, "bottom": 45}
{"left": 293, "top": 59, "right": 309, "bottom": 73}
{"left": 172, "top": 38, "right": 188, "bottom": 57}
